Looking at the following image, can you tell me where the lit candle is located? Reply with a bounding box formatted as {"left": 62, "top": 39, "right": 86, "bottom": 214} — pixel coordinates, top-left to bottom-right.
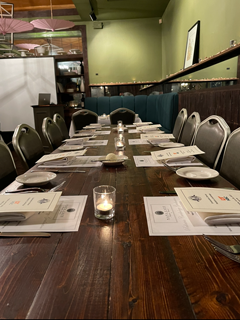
{"left": 117, "top": 141, "right": 124, "bottom": 147}
{"left": 97, "top": 200, "right": 113, "bottom": 215}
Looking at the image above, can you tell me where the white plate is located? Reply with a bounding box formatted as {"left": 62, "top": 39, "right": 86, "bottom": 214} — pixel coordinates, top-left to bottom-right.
{"left": 176, "top": 167, "right": 219, "bottom": 180}
{"left": 58, "top": 145, "right": 84, "bottom": 151}
{"left": 159, "top": 143, "right": 184, "bottom": 148}
{"left": 99, "top": 155, "right": 128, "bottom": 166}
{"left": 16, "top": 172, "right": 57, "bottom": 186}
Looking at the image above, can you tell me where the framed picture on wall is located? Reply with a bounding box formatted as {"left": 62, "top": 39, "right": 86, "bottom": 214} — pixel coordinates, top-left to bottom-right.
{"left": 183, "top": 21, "right": 200, "bottom": 69}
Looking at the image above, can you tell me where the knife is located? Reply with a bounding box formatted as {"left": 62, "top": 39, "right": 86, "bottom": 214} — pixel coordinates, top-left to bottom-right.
{"left": 0, "top": 232, "right": 51, "bottom": 237}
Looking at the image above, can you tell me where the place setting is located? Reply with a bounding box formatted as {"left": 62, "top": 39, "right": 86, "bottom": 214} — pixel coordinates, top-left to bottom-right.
{"left": 151, "top": 146, "right": 220, "bottom": 181}
{"left": 91, "top": 153, "right": 129, "bottom": 166}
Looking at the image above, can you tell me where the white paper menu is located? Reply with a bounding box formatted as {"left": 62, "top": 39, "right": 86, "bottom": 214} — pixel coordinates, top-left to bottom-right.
{"left": 175, "top": 188, "right": 240, "bottom": 214}
{"left": 151, "top": 145, "right": 204, "bottom": 161}
{"left": 0, "top": 192, "right": 61, "bottom": 212}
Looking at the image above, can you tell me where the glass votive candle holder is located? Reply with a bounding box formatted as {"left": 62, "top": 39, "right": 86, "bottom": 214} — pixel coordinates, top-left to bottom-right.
{"left": 93, "top": 185, "right": 116, "bottom": 220}
{"left": 115, "top": 137, "right": 125, "bottom": 151}
{"left": 117, "top": 120, "right": 123, "bottom": 126}
{"left": 117, "top": 126, "right": 124, "bottom": 134}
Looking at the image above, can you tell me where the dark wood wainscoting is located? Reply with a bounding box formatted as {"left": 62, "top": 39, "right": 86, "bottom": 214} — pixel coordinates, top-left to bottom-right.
{"left": 178, "top": 84, "right": 240, "bottom": 131}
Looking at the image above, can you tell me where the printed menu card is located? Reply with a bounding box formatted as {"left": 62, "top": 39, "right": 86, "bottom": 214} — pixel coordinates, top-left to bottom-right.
{"left": 175, "top": 188, "right": 240, "bottom": 214}
{"left": 175, "top": 188, "right": 240, "bottom": 225}
{"left": 0, "top": 192, "right": 61, "bottom": 213}
{"left": 151, "top": 145, "right": 204, "bottom": 161}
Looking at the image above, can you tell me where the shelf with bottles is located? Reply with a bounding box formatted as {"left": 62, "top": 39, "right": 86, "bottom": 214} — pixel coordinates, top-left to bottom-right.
{"left": 56, "top": 59, "right": 85, "bottom": 77}
{"left": 58, "top": 90, "right": 85, "bottom": 107}
{"left": 57, "top": 76, "right": 85, "bottom": 94}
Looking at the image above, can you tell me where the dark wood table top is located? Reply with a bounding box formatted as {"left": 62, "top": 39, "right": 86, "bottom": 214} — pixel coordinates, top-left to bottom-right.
{"left": 1, "top": 129, "right": 240, "bottom": 319}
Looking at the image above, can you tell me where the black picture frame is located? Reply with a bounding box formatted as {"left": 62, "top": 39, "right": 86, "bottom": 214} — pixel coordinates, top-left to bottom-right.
{"left": 183, "top": 21, "right": 200, "bottom": 69}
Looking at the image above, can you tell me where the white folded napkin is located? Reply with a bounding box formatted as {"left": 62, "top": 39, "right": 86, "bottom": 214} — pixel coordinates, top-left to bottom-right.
{"left": 198, "top": 212, "right": 240, "bottom": 225}
{"left": 166, "top": 156, "right": 196, "bottom": 164}
{"left": 0, "top": 212, "right": 35, "bottom": 222}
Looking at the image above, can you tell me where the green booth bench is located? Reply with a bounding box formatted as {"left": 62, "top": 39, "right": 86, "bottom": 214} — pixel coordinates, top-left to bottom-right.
{"left": 85, "top": 93, "right": 179, "bottom": 133}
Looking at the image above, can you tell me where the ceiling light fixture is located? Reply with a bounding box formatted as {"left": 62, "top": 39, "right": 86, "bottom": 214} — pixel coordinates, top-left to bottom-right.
{"left": 89, "top": 0, "right": 97, "bottom": 21}
{"left": 31, "top": 0, "right": 75, "bottom": 32}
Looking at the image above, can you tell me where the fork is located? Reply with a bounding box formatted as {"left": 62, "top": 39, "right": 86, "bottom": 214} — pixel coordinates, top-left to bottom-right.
{"left": 161, "top": 161, "right": 182, "bottom": 173}
{"left": 213, "top": 246, "right": 240, "bottom": 264}
{"left": 204, "top": 235, "right": 240, "bottom": 254}
{"left": 5, "top": 181, "right": 66, "bottom": 194}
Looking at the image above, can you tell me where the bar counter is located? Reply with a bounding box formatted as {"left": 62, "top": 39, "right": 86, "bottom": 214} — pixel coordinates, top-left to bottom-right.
{"left": 0, "top": 128, "right": 240, "bottom": 319}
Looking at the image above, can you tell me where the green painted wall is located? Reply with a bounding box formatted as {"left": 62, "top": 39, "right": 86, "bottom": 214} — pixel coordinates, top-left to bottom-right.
{"left": 76, "top": 18, "right": 162, "bottom": 84}
{"left": 162, "top": 0, "right": 240, "bottom": 80}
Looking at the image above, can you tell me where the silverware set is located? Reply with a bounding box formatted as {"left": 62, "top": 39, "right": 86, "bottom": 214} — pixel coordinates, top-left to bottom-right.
{"left": 147, "top": 140, "right": 159, "bottom": 147}
{"left": 204, "top": 235, "right": 240, "bottom": 263}
{"left": 5, "top": 181, "right": 66, "bottom": 194}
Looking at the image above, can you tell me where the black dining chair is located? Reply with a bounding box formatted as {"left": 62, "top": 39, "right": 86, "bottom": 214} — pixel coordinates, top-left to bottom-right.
{"left": 72, "top": 109, "right": 98, "bottom": 131}
{"left": 12, "top": 124, "right": 45, "bottom": 171}
{"left": 53, "top": 113, "right": 70, "bottom": 140}
{"left": 0, "top": 141, "right": 17, "bottom": 191}
{"left": 179, "top": 112, "right": 201, "bottom": 146}
{"left": 42, "top": 117, "right": 64, "bottom": 152}
{"left": 110, "top": 108, "right": 136, "bottom": 125}
{"left": 220, "top": 127, "right": 240, "bottom": 189}
{"left": 193, "top": 115, "right": 231, "bottom": 169}
{"left": 172, "top": 108, "right": 188, "bottom": 142}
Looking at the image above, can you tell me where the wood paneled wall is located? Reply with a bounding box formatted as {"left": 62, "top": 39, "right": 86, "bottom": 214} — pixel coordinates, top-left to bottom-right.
{"left": 178, "top": 84, "right": 240, "bottom": 132}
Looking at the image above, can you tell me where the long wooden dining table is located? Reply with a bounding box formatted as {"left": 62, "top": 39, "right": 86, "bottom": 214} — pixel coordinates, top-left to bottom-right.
{"left": 1, "top": 127, "right": 240, "bottom": 319}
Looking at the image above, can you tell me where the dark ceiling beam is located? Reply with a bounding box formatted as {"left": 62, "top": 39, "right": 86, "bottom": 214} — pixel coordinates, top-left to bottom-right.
{"left": 14, "top": 8, "right": 79, "bottom": 19}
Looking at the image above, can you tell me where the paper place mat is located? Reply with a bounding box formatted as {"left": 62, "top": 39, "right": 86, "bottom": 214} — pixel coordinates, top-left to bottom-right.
{"left": 126, "top": 125, "right": 136, "bottom": 128}
{"left": 36, "top": 150, "right": 87, "bottom": 163}
{"left": 137, "top": 124, "right": 162, "bottom": 131}
{"left": 141, "top": 134, "right": 174, "bottom": 140}
{"left": 0, "top": 196, "right": 87, "bottom": 232}
{"left": 128, "top": 130, "right": 139, "bottom": 134}
{"left": 128, "top": 139, "right": 149, "bottom": 145}
{"left": 133, "top": 156, "right": 204, "bottom": 168}
{"left": 94, "top": 131, "right": 111, "bottom": 135}
{"left": 151, "top": 145, "right": 204, "bottom": 161}
{"left": 134, "top": 122, "right": 153, "bottom": 126}
{"left": 144, "top": 196, "right": 240, "bottom": 236}
{"left": 39, "top": 156, "right": 103, "bottom": 168}
{"left": 84, "top": 140, "right": 108, "bottom": 146}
